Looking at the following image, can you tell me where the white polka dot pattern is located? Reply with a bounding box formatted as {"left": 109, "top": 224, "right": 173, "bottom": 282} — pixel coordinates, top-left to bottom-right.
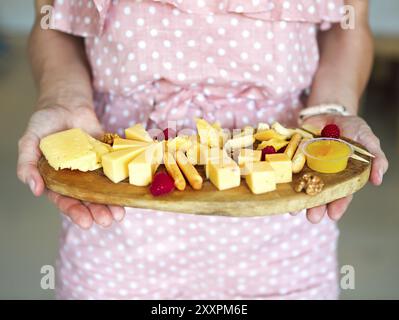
{"left": 56, "top": 209, "right": 339, "bottom": 300}
{"left": 52, "top": 0, "right": 344, "bottom": 130}
{"left": 51, "top": 0, "right": 343, "bottom": 299}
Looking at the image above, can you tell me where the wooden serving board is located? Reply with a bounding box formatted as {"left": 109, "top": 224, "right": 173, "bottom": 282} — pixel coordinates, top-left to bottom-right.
{"left": 38, "top": 140, "right": 372, "bottom": 217}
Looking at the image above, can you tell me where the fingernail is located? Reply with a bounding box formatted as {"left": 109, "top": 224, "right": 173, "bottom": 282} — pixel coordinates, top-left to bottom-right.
{"left": 28, "top": 178, "right": 36, "bottom": 194}
{"left": 114, "top": 210, "right": 124, "bottom": 222}
{"left": 378, "top": 169, "right": 383, "bottom": 183}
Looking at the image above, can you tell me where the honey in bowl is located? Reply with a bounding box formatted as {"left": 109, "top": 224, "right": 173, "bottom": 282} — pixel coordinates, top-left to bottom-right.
{"left": 302, "top": 138, "right": 353, "bottom": 174}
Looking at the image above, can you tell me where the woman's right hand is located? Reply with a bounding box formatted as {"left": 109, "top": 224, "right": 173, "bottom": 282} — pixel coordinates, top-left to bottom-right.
{"left": 17, "top": 103, "right": 125, "bottom": 229}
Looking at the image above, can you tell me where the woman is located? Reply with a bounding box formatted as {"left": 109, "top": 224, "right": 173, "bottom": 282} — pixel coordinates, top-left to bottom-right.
{"left": 17, "top": 0, "right": 388, "bottom": 299}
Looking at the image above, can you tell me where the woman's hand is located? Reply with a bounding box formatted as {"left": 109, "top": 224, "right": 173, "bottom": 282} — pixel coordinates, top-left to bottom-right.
{"left": 17, "top": 103, "right": 125, "bottom": 229}
{"left": 300, "top": 114, "right": 389, "bottom": 224}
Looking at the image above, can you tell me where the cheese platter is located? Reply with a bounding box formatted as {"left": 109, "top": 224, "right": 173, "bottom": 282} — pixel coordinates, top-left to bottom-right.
{"left": 37, "top": 119, "right": 372, "bottom": 217}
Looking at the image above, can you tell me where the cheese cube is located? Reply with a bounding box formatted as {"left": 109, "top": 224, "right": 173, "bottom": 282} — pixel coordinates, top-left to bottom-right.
{"left": 237, "top": 148, "right": 262, "bottom": 165}
{"left": 102, "top": 146, "right": 150, "bottom": 183}
{"left": 39, "top": 128, "right": 111, "bottom": 171}
{"left": 265, "top": 153, "right": 292, "bottom": 183}
{"left": 205, "top": 148, "right": 229, "bottom": 178}
{"left": 208, "top": 157, "right": 241, "bottom": 191}
{"left": 244, "top": 162, "right": 276, "bottom": 194}
{"left": 128, "top": 143, "right": 163, "bottom": 186}
{"left": 112, "top": 138, "right": 151, "bottom": 150}
{"left": 125, "top": 124, "right": 153, "bottom": 142}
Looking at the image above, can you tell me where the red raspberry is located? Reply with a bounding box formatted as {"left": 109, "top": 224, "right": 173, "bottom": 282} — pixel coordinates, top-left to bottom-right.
{"left": 278, "top": 145, "right": 287, "bottom": 153}
{"left": 321, "top": 124, "right": 340, "bottom": 139}
{"left": 163, "top": 128, "right": 176, "bottom": 140}
{"left": 150, "top": 172, "right": 175, "bottom": 196}
{"left": 261, "top": 146, "right": 276, "bottom": 161}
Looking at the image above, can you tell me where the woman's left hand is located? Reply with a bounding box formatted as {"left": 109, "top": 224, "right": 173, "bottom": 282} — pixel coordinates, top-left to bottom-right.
{"left": 299, "top": 114, "right": 389, "bottom": 224}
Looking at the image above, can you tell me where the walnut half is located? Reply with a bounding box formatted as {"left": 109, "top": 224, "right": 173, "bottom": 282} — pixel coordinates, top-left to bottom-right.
{"left": 101, "top": 133, "right": 120, "bottom": 145}
{"left": 294, "top": 173, "right": 324, "bottom": 196}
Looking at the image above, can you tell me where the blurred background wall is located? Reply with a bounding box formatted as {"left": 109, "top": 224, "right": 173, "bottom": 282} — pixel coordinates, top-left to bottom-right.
{"left": 0, "top": 0, "right": 398, "bottom": 299}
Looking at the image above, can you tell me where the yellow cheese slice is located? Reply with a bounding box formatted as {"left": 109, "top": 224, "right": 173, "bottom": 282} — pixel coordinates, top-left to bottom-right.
{"left": 254, "top": 129, "right": 287, "bottom": 141}
{"left": 265, "top": 153, "right": 292, "bottom": 183}
{"left": 256, "top": 139, "right": 289, "bottom": 151}
{"left": 128, "top": 143, "right": 163, "bottom": 186}
{"left": 124, "top": 123, "right": 153, "bottom": 142}
{"left": 112, "top": 138, "right": 152, "bottom": 150}
{"left": 167, "top": 136, "right": 193, "bottom": 152}
{"left": 39, "top": 128, "right": 111, "bottom": 171}
{"left": 196, "top": 118, "right": 220, "bottom": 147}
{"left": 102, "top": 145, "right": 150, "bottom": 183}
{"left": 244, "top": 162, "right": 276, "bottom": 194}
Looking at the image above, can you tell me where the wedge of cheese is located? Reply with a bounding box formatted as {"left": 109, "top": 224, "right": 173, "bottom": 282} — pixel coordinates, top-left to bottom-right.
{"left": 87, "top": 135, "right": 113, "bottom": 164}
{"left": 196, "top": 118, "right": 220, "bottom": 147}
{"left": 167, "top": 136, "right": 193, "bottom": 152}
{"left": 254, "top": 129, "right": 287, "bottom": 141}
{"left": 208, "top": 156, "right": 241, "bottom": 191}
{"left": 128, "top": 143, "right": 163, "bottom": 186}
{"left": 112, "top": 138, "right": 152, "bottom": 150}
{"left": 265, "top": 153, "right": 292, "bottom": 183}
{"left": 125, "top": 123, "right": 153, "bottom": 142}
{"left": 256, "top": 139, "right": 289, "bottom": 152}
{"left": 244, "top": 162, "right": 276, "bottom": 194}
{"left": 102, "top": 145, "right": 150, "bottom": 183}
{"left": 39, "top": 128, "right": 111, "bottom": 171}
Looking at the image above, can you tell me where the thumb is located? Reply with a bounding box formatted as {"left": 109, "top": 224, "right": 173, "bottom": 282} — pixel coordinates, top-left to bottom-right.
{"left": 17, "top": 130, "right": 45, "bottom": 196}
{"left": 71, "top": 107, "right": 104, "bottom": 139}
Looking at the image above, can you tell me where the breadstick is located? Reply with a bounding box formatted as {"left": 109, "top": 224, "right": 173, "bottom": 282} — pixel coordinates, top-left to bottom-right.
{"left": 164, "top": 151, "right": 186, "bottom": 191}
{"left": 284, "top": 133, "right": 302, "bottom": 159}
{"left": 292, "top": 140, "right": 307, "bottom": 173}
{"left": 350, "top": 144, "right": 375, "bottom": 158}
{"left": 350, "top": 154, "right": 370, "bottom": 163}
{"left": 176, "top": 151, "right": 203, "bottom": 190}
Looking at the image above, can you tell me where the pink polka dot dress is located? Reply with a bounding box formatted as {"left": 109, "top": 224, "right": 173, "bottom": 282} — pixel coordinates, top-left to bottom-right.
{"left": 52, "top": 0, "right": 343, "bottom": 299}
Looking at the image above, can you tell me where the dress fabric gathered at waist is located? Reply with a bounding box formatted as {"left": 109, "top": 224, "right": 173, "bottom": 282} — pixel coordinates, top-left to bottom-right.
{"left": 52, "top": 0, "right": 344, "bottom": 131}
{"left": 51, "top": 0, "right": 344, "bottom": 300}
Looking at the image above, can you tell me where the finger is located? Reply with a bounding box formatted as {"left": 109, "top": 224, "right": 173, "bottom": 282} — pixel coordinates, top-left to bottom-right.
{"left": 85, "top": 203, "right": 114, "bottom": 227}
{"left": 17, "top": 132, "right": 45, "bottom": 196}
{"left": 48, "top": 191, "right": 93, "bottom": 229}
{"left": 369, "top": 148, "right": 389, "bottom": 186}
{"left": 306, "top": 205, "right": 326, "bottom": 224}
{"left": 289, "top": 211, "right": 301, "bottom": 216}
{"left": 359, "top": 133, "right": 389, "bottom": 186}
{"left": 326, "top": 195, "right": 353, "bottom": 221}
{"left": 108, "top": 205, "right": 125, "bottom": 222}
